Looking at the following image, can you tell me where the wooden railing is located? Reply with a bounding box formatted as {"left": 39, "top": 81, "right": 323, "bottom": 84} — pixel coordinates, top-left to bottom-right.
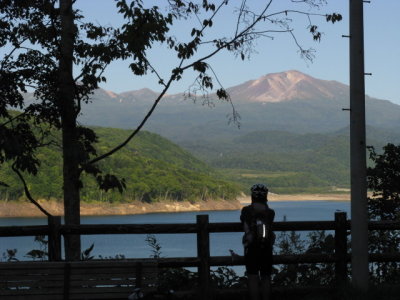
{"left": 1, "top": 212, "right": 400, "bottom": 299}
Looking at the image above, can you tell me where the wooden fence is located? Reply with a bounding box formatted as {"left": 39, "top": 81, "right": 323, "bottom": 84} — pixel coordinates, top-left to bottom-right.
{"left": 1, "top": 212, "right": 400, "bottom": 299}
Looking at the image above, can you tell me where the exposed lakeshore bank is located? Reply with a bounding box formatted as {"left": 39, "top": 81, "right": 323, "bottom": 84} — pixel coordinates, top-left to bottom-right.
{"left": 0, "top": 193, "right": 350, "bottom": 218}
{"left": 0, "top": 199, "right": 242, "bottom": 218}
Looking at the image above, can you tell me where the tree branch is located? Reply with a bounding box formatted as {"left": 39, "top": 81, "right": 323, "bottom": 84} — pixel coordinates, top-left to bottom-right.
{"left": 179, "top": 0, "right": 274, "bottom": 72}
{"left": 0, "top": 112, "right": 28, "bottom": 128}
{"left": 235, "top": 0, "right": 247, "bottom": 37}
{"left": 85, "top": 75, "right": 176, "bottom": 166}
{"left": 11, "top": 163, "right": 52, "bottom": 217}
{"left": 288, "top": 29, "right": 315, "bottom": 62}
{"left": 146, "top": 58, "right": 167, "bottom": 87}
{"left": 0, "top": 37, "right": 29, "bottom": 72}
{"left": 244, "top": 9, "right": 328, "bottom": 20}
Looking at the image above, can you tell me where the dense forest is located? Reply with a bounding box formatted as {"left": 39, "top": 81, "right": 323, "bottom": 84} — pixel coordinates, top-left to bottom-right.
{"left": 3, "top": 121, "right": 397, "bottom": 201}
{"left": 182, "top": 127, "right": 399, "bottom": 194}
{"left": 0, "top": 126, "right": 240, "bottom": 203}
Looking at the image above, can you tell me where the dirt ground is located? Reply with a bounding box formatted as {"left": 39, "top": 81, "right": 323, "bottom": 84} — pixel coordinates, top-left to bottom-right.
{"left": 0, "top": 199, "right": 243, "bottom": 218}
{"left": 237, "top": 193, "right": 350, "bottom": 204}
{"left": 0, "top": 193, "right": 351, "bottom": 217}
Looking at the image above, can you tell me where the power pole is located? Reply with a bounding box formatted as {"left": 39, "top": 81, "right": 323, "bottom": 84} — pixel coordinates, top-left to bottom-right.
{"left": 349, "top": 0, "right": 369, "bottom": 291}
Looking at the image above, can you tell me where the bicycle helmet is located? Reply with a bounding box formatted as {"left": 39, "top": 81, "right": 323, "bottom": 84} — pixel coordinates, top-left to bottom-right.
{"left": 251, "top": 183, "right": 268, "bottom": 194}
{"left": 250, "top": 183, "right": 268, "bottom": 203}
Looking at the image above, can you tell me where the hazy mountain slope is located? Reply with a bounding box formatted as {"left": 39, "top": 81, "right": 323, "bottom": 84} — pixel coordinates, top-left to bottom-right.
{"left": 78, "top": 70, "right": 400, "bottom": 142}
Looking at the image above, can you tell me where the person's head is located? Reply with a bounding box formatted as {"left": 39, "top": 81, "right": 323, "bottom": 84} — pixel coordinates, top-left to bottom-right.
{"left": 250, "top": 183, "right": 268, "bottom": 203}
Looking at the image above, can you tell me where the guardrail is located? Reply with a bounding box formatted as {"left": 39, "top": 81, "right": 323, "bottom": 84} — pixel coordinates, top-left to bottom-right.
{"left": 1, "top": 212, "right": 400, "bottom": 299}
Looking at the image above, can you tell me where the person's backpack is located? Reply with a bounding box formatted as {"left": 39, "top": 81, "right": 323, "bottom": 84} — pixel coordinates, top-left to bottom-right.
{"left": 249, "top": 206, "right": 273, "bottom": 246}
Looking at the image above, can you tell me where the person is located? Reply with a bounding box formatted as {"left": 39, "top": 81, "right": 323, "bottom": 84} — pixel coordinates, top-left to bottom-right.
{"left": 240, "top": 183, "right": 275, "bottom": 300}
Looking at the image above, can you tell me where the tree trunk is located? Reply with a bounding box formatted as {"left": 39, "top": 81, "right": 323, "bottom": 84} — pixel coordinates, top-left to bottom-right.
{"left": 59, "top": 0, "right": 81, "bottom": 261}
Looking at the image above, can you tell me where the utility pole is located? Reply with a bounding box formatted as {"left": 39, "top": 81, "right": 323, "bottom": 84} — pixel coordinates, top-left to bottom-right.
{"left": 349, "top": 0, "right": 369, "bottom": 291}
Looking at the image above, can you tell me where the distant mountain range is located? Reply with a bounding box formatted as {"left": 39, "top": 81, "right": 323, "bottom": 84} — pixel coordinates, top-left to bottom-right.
{"left": 20, "top": 70, "right": 400, "bottom": 193}
{"left": 79, "top": 70, "right": 400, "bottom": 143}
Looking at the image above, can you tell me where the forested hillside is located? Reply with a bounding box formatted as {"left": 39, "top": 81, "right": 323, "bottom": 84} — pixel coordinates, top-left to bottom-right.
{"left": 0, "top": 127, "right": 240, "bottom": 203}
{"left": 181, "top": 127, "right": 400, "bottom": 193}
{"left": 3, "top": 120, "right": 397, "bottom": 198}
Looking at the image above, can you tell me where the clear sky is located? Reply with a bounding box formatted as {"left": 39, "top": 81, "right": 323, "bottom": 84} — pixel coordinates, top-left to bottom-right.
{"left": 75, "top": 0, "right": 400, "bottom": 105}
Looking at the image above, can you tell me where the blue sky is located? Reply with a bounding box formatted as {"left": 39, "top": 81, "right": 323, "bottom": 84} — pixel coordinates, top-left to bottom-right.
{"left": 76, "top": 1, "right": 399, "bottom": 105}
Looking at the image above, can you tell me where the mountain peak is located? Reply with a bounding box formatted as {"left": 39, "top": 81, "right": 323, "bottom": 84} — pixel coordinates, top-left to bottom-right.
{"left": 259, "top": 70, "right": 313, "bottom": 83}
{"left": 104, "top": 89, "right": 119, "bottom": 98}
{"left": 120, "top": 88, "right": 158, "bottom": 98}
{"left": 93, "top": 88, "right": 122, "bottom": 101}
{"left": 228, "top": 70, "right": 348, "bottom": 103}
{"left": 116, "top": 88, "right": 160, "bottom": 103}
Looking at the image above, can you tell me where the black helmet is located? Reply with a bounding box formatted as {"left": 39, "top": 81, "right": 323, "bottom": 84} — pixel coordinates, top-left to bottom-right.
{"left": 251, "top": 183, "right": 268, "bottom": 195}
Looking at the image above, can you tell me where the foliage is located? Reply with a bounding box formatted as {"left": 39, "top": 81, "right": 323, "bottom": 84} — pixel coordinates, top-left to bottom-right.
{"left": 146, "top": 234, "right": 163, "bottom": 259}
{"left": 0, "top": 0, "right": 127, "bottom": 188}
{"left": 97, "top": 254, "right": 126, "bottom": 260}
{"left": 210, "top": 266, "right": 243, "bottom": 289}
{"left": 144, "top": 228, "right": 340, "bottom": 297}
{"left": 158, "top": 267, "right": 198, "bottom": 294}
{"left": 183, "top": 127, "right": 400, "bottom": 193}
{"left": 181, "top": 127, "right": 400, "bottom": 193}
{"left": 144, "top": 234, "right": 247, "bottom": 294}
{"left": 223, "top": 169, "right": 333, "bottom": 194}
{"left": 24, "top": 235, "right": 48, "bottom": 261}
{"left": 0, "top": 126, "right": 240, "bottom": 203}
{"left": 1, "top": 249, "right": 18, "bottom": 262}
{"left": 367, "top": 144, "right": 400, "bottom": 284}
{"left": 9, "top": 235, "right": 95, "bottom": 261}
{"left": 272, "top": 230, "right": 335, "bottom": 287}
{"left": 80, "top": 243, "right": 95, "bottom": 261}
{"left": 367, "top": 144, "right": 400, "bottom": 220}
{"left": 145, "top": 233, "right": 198, "bottom": 293}
{"left": 188, "top": 129, "right": 355, "bottom": 193}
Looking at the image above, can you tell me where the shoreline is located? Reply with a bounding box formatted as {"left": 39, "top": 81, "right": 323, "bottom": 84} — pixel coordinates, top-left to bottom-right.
{"left": 0, "top": 199, "right": 243, "bottom": 218}
{"left": 0, "top": 193, "right": 350, "bottom": 218}
{"left": 239, "top": 193, "right": 350, "bottom": 204}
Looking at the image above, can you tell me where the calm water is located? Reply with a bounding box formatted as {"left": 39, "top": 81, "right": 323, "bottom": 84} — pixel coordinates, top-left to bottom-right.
{"left": 0, "top": 201, "right": 350, "bottom": 262}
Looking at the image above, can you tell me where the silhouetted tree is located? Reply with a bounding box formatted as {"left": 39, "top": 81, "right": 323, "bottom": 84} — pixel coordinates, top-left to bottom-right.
{"left": 367, "top": 144, "right": 400, "bottom": 283}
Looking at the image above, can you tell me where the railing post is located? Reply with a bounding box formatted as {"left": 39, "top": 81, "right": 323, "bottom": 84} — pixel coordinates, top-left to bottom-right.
{"left": 335, "top": 212, "right": 348, "bottom": 286}
{"left": 48, "top": 216, "right": 62, "bottom": 261}
{"left": 197, "top": 214, "right": 210, "bottom": 300}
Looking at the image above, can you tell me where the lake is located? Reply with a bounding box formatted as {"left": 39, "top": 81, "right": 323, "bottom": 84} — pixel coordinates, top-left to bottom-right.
{"left": 0, "top": 201, "right": 350, "bottom": 262}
